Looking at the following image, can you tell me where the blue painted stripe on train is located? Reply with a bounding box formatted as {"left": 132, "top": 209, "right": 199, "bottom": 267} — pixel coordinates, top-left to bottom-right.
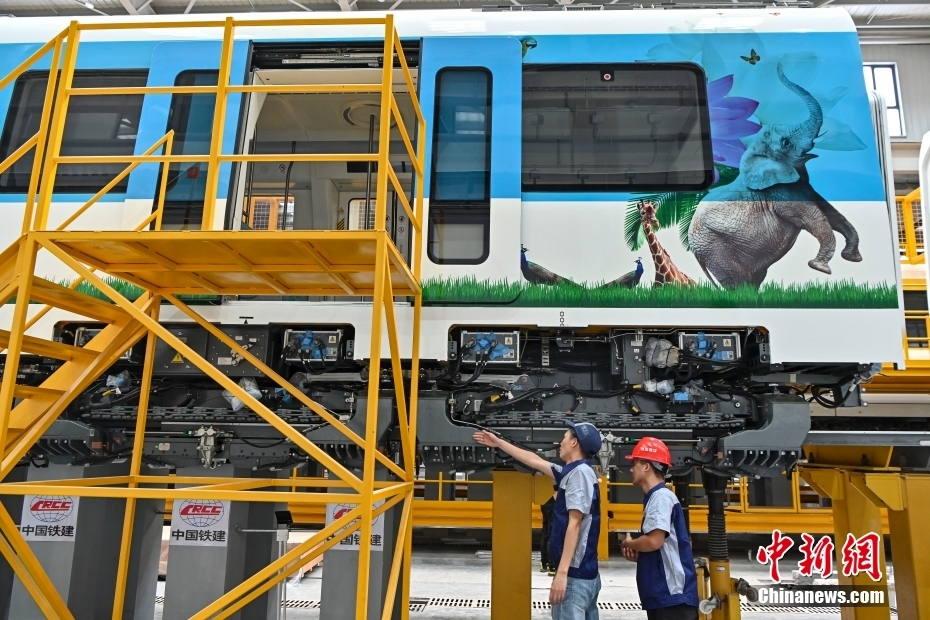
{"left": 419, "top": 37, "right": 523, "bottom": 200}
{"left": 128, "top": 40, "right": 249, "bottom": 202}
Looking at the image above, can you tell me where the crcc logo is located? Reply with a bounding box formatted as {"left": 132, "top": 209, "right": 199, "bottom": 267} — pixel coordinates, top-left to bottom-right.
{"left": 178, "top": 500, "right": 224, "bottom": 528}
{"left": 30, "top": 496, "right": 75, "bottom": 523}
{"left": 332, "top": 504, "right": 381, "bottom": 525}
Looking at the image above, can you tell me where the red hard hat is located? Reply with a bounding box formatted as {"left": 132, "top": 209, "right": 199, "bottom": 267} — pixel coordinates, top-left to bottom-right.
{"left": 624, "top": 437, "right": 672, "bottom": 467}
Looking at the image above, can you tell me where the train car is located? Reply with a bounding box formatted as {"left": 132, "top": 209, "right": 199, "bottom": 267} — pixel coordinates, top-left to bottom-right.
{"left": 0, "top": 7, "right": 905, "bottom": 482}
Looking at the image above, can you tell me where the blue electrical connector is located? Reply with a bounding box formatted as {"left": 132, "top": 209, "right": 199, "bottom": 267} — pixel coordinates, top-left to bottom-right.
{"left": 299, "top": 330, "right": 324, "bottom": 360}
{"left": 471, "top": 331, "right": 514, "bottom": 362}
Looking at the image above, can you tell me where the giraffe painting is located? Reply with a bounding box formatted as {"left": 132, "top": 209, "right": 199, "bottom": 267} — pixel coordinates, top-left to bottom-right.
{"left": 639, "top": 200, "right": 696, "bottom": 286}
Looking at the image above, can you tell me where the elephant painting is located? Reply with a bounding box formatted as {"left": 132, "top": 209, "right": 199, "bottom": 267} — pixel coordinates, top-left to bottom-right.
{"left": 688, "top": 64, "right": 862, "bottom": 289}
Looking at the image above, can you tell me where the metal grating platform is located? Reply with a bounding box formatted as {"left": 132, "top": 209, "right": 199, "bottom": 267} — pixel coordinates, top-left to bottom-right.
{"left": 36, "top": 230, "right": 417, "bottom": 297}
{"left": 152, "top": 596, "right": 898, "bottom": 614}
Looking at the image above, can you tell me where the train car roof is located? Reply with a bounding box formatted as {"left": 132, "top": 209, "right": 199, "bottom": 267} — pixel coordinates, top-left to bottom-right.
{"left": 0, "top": 8, "right": 856, "bottom": 45}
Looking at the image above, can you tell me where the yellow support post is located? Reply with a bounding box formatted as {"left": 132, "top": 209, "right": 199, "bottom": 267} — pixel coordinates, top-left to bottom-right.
{"left": 492, "top": 470, "right": 535, "bottom": 620}
{"left": 201, "top": 17, "right": 234, "bottom": 231}
{"left": 400, "top": 97, "right": 426, "bottom": 620}
{"left": 834, "top": 474, "right": 890, "bottom": 620}
{"left": 708, "top": 560, "right": 739, "bottom": 620}
{"left": 24, "top": 33, "right": 64, "bottom": 235}
{"left": 885, "top": 475, "right": 930, "bottom": 620}
{"left": 36, "top": 21, "right": 80, "bottom": 231}
{"left": 0, "top": 504, "right": 74, "bottom": 619}
{"left": 598, "top": 475, "right": 609, "bottom": 561}
{"left": 374, "top": 16, "right": 395, "bottom": 233}
{"left": 110, "top": 296, "right": 160, "bottom": 620}
{"left": 380, "top": 493, "right": 413, "bottom": 620}
{"left": 355, "top": 233, "right": 388, "bottom": 620}
{"left": 802, "top": 469, "right": 890, "bottom": 620}
{"left": 853, "top": 473, "right": 930, "bottom": 620}
{"left": 899, "top": 192, "right": 918, "bottom": 263}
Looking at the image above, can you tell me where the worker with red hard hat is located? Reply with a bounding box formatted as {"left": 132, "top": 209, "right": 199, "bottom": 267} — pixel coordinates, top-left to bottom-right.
{"left": 620, "top": 437, "right": 700, "bottom": 620}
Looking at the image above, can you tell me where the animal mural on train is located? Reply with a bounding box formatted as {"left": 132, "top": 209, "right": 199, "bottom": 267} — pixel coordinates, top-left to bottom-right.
{"left": 425, "top": 28, "right": 894, "bottom": 310}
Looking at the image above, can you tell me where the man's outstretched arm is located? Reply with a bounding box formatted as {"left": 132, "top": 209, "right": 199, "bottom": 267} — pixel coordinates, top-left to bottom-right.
{"left": 473, "top": 430, "right": 555, "bottom": 479}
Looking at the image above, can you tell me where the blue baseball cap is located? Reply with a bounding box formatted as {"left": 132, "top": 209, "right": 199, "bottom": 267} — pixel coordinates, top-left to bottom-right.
{"left": 564, "top": 420, "right": 602, "bottom": 456}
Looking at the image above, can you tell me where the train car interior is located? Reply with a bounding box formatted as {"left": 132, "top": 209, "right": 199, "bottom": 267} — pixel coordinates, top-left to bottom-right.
{"left": 227, "top": 43, "right": 419, "bottom": 264}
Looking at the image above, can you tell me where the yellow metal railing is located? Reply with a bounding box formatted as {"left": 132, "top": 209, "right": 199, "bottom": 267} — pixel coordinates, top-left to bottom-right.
{"left": 896, "top": 188, "right": 924, "bottom": 264}
{"left": 0, "top": 15, "right": 425, "bottom": 620}
{"left": 8, "top": 17, "right": 423, "bottom": 240}
{"left": 285, "top": 472, "right": 853, "bottom": 535}
{"left": 902, "top": 310, "right": 930, "bottom": 366}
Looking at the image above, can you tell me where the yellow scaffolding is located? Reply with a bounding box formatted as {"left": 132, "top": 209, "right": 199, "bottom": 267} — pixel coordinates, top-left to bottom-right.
{"left": 896, "top": 188, "right": 924, "bottom": 266}
{"left": 0, "top": 15, "right": 424, "bottom": 620}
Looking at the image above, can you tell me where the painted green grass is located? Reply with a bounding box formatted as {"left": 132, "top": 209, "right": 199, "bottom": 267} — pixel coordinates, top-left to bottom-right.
{"left": 421, "top": 276, "right": 898, "bottom": 309}
{"left": 58, "top": 277, "right": 218, "bottom": 304}
{"left": 5, "top": 276, "right": 217, "bottom": 304}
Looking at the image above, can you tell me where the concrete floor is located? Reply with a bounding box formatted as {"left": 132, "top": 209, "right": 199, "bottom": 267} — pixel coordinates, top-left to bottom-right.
{"left": 153, "top": 545, "right": 897, "bottom": 620}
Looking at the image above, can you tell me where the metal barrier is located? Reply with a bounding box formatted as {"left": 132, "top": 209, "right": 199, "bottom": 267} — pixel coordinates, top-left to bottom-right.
{"left": 286, "top": 472, "right": 868, "bottom": 535}
{"left": 896, "top": 188, "right": 924, "bottom": 264}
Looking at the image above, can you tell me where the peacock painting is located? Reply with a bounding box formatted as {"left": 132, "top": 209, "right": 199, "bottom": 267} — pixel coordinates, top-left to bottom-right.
{"left": 603, "top": 258, "right": 644, "bottom": 289}
{"left": 520, "top": 245, "right": 578, "bottom": 285}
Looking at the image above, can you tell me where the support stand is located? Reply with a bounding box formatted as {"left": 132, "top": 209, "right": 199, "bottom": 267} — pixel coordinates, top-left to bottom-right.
{"left": 6, "top": 463, "right": 161, "bottom": 620}
{"left": 491, "top": 470, "right": 534, "bottom": 620}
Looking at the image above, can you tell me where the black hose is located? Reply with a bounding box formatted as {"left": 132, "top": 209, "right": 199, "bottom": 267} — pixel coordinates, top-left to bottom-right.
{"left": 253, "top": 455, "right": 303, "bottom": 471}
{"left": 236, "top": 436, "right": 287, "bottom": 449}
{"left": 704, "top": 473, "right": 729, "bottom": 561}
{"left": 281, "top": 141, "right": 296, "bottom": 230}
{"left": 674, "top": 476, "right": 691, "bottom": 535}
{"left": 457, "top": 354, "right": 489, "bottom": 386}
{"left": 86, "top": 388, "right": 142, "bottom": 410}
{"left": 810, "top": 385, "right": 843, "bottom": 408}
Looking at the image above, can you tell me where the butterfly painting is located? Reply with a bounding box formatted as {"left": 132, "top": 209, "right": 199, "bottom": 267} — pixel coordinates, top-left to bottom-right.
{"left": 741, "top": 49, "right": 761, "bottom": 65}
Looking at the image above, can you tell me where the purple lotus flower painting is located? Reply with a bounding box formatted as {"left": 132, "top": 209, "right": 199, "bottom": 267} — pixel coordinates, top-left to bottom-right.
{"left": 708, "top": 75, "right": 761, "bottom": 183}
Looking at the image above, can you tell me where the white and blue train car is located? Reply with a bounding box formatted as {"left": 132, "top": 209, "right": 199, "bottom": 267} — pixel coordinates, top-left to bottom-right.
{"left": 0, "top": 8, "right": 908, "bottom": 473}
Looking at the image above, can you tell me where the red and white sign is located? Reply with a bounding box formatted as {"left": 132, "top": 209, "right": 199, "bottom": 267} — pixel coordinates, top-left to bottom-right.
{"left": 325, "top": 501, "right": 384, "bottom": 552}
{"left": 20, "top": 495, "right": 80, "bottom": 541}
{"left": 170, "top": 499, "right": 230, "bottom": 547}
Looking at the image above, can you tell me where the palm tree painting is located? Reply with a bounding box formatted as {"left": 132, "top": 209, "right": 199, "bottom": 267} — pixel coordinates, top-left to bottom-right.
{"left": 624, "top": 74, "right": 759, "bottom": 253}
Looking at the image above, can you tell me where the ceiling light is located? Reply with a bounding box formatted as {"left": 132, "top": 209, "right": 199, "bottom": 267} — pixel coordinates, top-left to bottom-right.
{"left": 343, "top": 102, "right": 397, "bottom": 129}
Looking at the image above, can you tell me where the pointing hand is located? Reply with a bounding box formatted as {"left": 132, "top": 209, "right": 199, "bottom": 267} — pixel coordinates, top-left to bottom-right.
{"left": 472, "top": 430, "right": 502, "bottom": 448}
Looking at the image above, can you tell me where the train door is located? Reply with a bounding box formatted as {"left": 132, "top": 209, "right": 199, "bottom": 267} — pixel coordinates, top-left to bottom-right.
{"left": 230, "top": 43, "right": 419, "bottom": 264}
{"left": 418, "top": 37, "right": 523, "bottom": 289}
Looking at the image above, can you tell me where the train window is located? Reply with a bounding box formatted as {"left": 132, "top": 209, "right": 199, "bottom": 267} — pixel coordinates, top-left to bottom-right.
{"left": 521, "top": 64, "right": 713, "bottom": 193}
{"left": 428, "top": 68, "right": 491, "bottom": 265}
{"left": 0, "top": 70, "right": 148, "bottom": 194}
{"left": 158, "top": 70, "right": 218, "bottom": 228}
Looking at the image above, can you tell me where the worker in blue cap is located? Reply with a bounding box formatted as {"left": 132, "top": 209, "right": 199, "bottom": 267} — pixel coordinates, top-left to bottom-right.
{"left": 474, "top": 420, "right": 603, "bottom": 620}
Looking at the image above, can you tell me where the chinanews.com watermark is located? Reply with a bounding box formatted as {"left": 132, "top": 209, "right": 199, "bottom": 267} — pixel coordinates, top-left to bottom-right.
{"left": 755, "top": 586, "right": 886, "bottom": 608}
{"left": 747, "top": 529, "right": 888, "bottom": 609}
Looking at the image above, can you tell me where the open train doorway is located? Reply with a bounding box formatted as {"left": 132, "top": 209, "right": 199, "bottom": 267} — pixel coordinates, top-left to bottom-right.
{"left": 230, "top": 42, "right": 420, "bottom": 264}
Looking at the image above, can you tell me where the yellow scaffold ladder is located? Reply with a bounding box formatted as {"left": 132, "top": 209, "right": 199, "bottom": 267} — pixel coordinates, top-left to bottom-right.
{"left": 0, "top": 15, "right": 424, "bottom": 620}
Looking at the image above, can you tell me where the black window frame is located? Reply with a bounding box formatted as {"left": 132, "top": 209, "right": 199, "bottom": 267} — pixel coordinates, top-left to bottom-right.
{"left": 0, "top": 69, "right": 149, "bottom": 195}
{"left": 428, "top": 67, "right": 493, "bottom": 266}
{"left": 864, "top": 63, "right": 905, "bottom": 138}
{"left": 521, "top": 62, "right": 714, "bottom": 194}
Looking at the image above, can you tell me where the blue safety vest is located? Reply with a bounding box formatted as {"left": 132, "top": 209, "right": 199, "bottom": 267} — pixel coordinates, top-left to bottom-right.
{"left": 636, "top": 483, "right": 700, "bottom": 609}
{"left": 549, "top": 459, "right": 600, "bottom": 580}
